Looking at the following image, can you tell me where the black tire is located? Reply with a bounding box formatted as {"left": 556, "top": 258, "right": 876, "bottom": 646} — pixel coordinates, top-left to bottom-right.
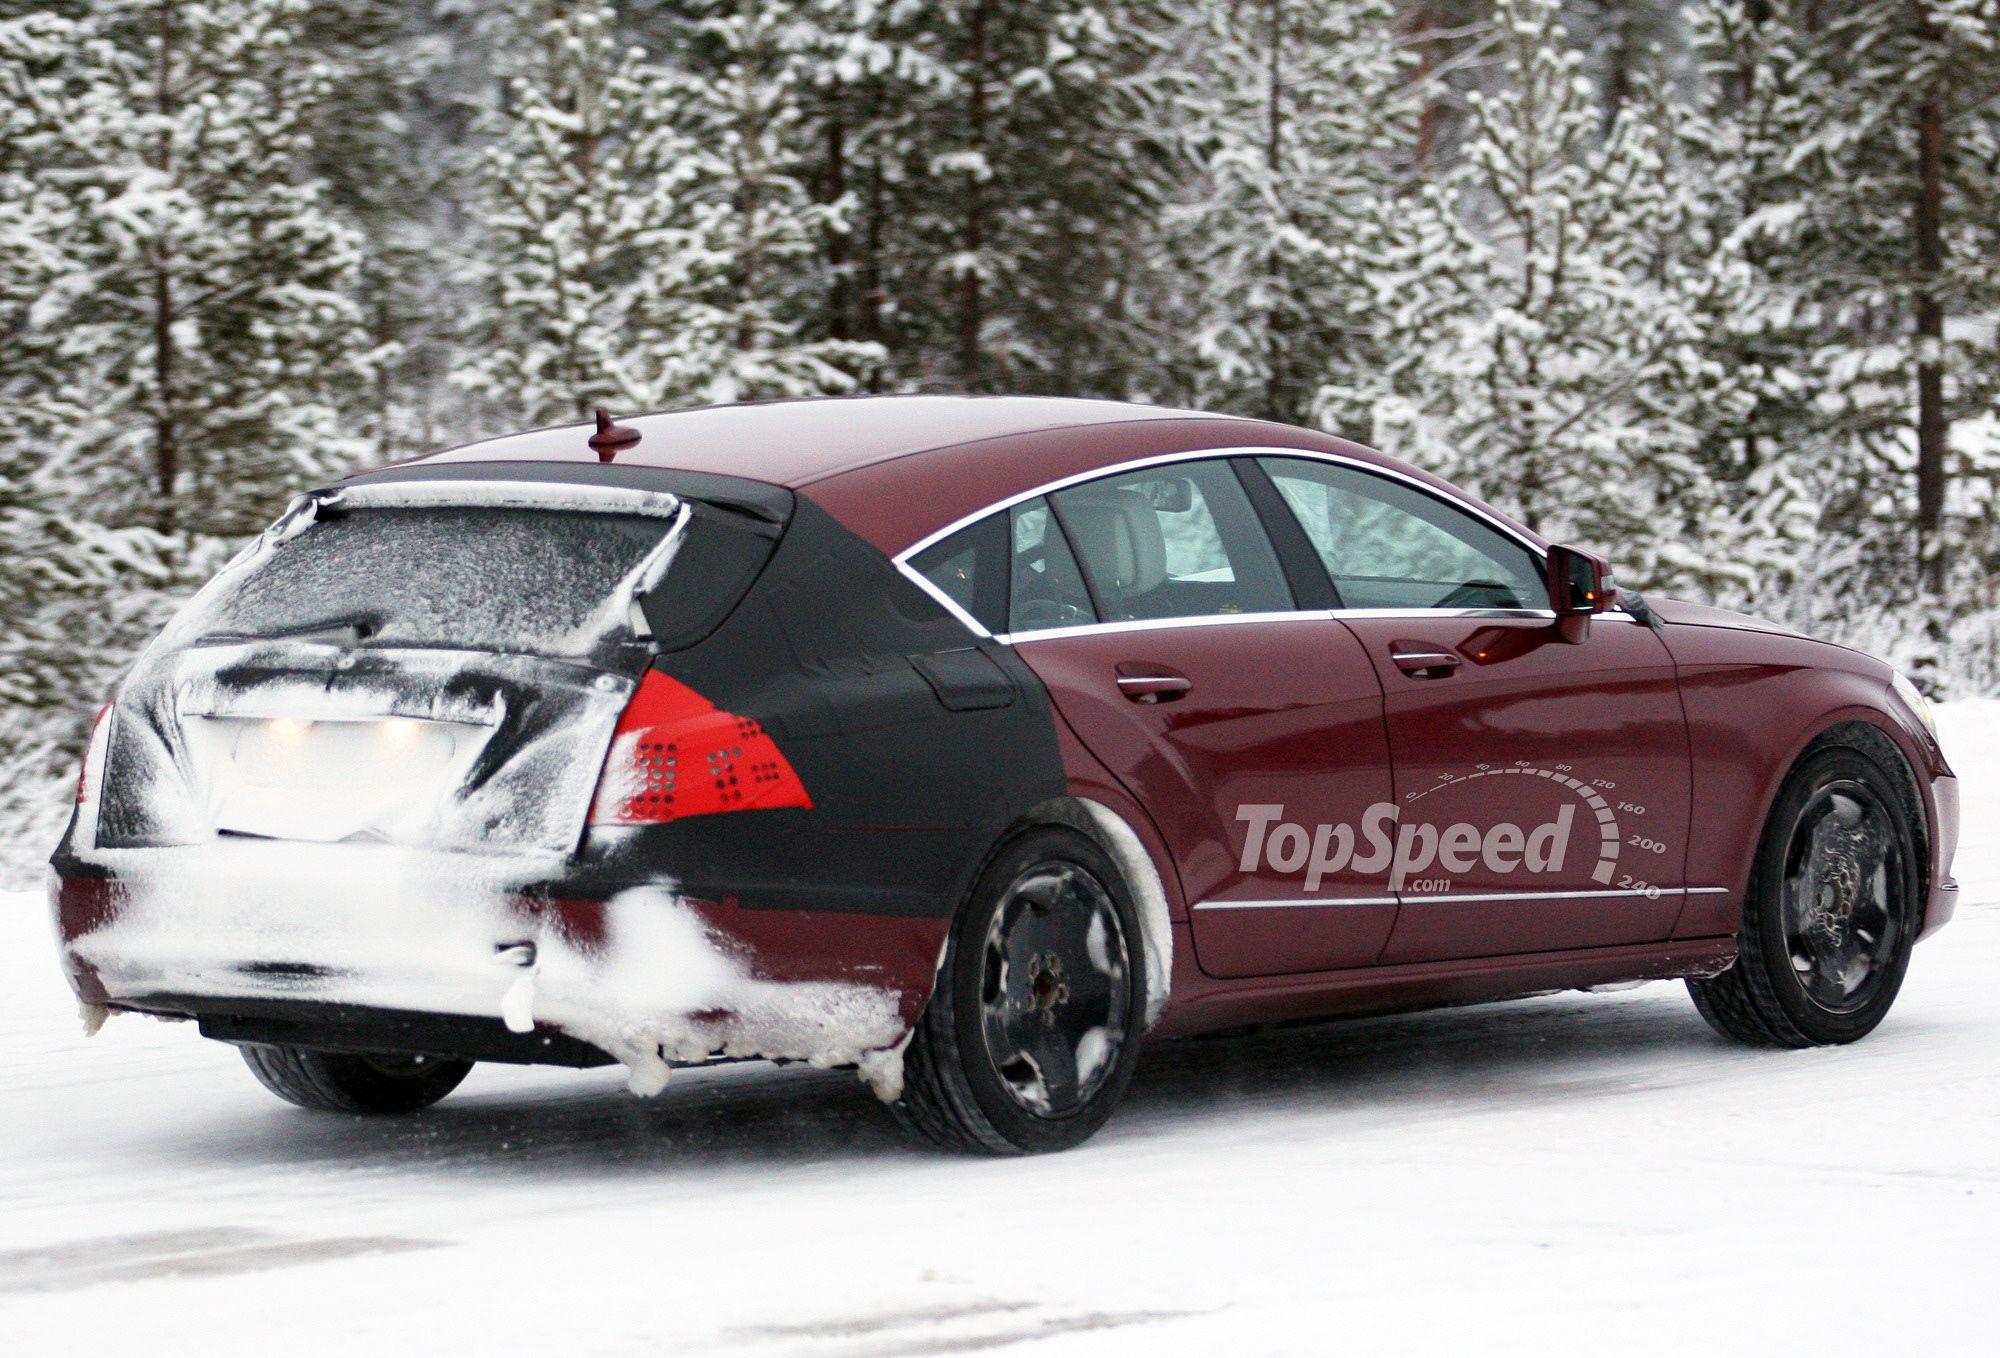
{"left": 239, "top": 1044, "right": 472, "bottom": 1114}
{"left": 1688, "top": 745, "right": 1921, "bottom": 1047}
{"left": 894, "top": 826, "right": 1146, "bottom": 1155}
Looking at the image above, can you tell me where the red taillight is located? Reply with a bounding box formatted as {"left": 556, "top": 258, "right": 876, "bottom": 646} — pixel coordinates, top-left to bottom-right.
{"left": 590, "top": 671, "right": 811, "bottom": 825}
{"left": 76, "top": 703, "right": 113, "bottom": 804}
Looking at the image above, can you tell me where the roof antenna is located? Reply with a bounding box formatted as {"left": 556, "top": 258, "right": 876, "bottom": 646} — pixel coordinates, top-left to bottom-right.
{"left": 587, "top": 408, "right": 641, "bottom": 462}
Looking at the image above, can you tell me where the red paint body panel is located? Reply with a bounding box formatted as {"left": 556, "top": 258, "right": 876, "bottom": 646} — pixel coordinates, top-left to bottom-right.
{"left": 1148, "top": 923, "right": 1738, "bottom": 1039}
{"left": 1045, "top": 707, "right": 1191, "bottom": 921}
{"left": 674, "top": 896, "right": 949, "bottom": 1029}
{"left": 50, "top": 873, "right": 119, "bottom": 1006}
{"left": 1339, "top": 613, "right": 1694, "bottom": 961}
{"left": 1017, "top": 619, "right": 1398, "bottom": 977}
{"left": 49, "top": 871, "right": 948, "bottom": 1032}
{"left": 1649, "top": 612, "right": 1955, "bottom": 941}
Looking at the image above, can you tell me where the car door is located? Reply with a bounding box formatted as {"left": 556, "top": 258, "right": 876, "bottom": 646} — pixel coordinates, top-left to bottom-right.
{"left": 909, "top": 458, "right": 1397, "bottom": 978}
{"left": 1255, "top": 455, "right": 1694, "bottom": 963}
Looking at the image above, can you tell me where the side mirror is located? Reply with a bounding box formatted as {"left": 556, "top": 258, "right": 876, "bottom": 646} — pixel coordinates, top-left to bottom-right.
{"left": 1549, "top": 545, "right": 1614, "bottom": 615}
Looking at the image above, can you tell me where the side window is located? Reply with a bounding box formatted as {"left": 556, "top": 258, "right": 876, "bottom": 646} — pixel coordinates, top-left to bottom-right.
{"left": 910, "top": 512, "right": 1009, "bottom": 633}
{"left": 1048, "top": 460, "right": 1291, "bottom": 623}
{"left": 1259, "top": 457, "right": 1550, "bottom": 611}
{"left": 1008, "top": 497, "right": 1096, "bottom": 633}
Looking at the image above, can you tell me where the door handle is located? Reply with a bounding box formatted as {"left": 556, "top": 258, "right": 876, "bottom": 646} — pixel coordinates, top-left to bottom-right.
{"left": 1391, "top": 649, "right": 1461, "bottom": 679}
{"left": 1114, "top": 666, "right": 1192, "bottom": 704}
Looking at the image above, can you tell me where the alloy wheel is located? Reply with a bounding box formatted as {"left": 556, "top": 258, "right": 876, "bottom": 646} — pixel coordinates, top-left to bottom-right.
{"left": 978, "top": 861, "right": 1132, "bottom": 1117}
{"left": 1780, "top": 780, "right": 1911, "bottom": 1015}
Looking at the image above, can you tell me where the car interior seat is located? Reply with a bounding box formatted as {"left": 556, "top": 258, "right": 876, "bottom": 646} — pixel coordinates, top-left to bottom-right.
{"left": 1059, "top": 490, "right": 1168, "bottom": 620}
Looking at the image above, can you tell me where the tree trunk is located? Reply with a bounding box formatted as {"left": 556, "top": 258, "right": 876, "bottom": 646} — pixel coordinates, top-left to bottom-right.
{"left": 1262, "top": 0, "right": 1285, "bottom": 421}
{"left": 956, "top": 0, "right": 992, "bottom": 392}
{"left": 1409, "top": 6, "right": 1441, "bottom": 176}
{"left": 863, "top": 158, "right": 886, "bottom": 391}
{"left": 152, "top": 0, "right": 178, "bottom": 533}
{"left": 1915, "top": 77, "right": 1948, "bottom": 596}
{"left": 825, "top": 104, "right": 851, "bottom": 344}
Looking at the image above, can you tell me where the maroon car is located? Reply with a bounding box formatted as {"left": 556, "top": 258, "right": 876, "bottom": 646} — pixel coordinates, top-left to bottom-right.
{"left": 49, "top": 397, "right": 1959, "bottom": 1154}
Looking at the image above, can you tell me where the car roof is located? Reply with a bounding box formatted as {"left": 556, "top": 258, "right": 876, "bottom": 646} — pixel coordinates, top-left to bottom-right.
{"left": 395, "top": 396, "right": 1221, "bottom": 487}
{"left": 384, "top": 395, "right": 1545, "bottom": 556}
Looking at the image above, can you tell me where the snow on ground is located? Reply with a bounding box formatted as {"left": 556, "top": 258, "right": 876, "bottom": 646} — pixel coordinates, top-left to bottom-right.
{"left": 3, "top": 712, "right": 1998, "bottom": 1357}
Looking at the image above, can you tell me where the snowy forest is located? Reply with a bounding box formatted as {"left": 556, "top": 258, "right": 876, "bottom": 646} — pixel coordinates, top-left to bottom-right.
{"left": 2, "top": 0, "right": 1999, "bottom": 878}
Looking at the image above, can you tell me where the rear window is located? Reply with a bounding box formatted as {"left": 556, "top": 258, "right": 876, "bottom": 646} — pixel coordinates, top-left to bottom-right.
{"left": 203, "top": 506, "right": 675, "bottom": 659}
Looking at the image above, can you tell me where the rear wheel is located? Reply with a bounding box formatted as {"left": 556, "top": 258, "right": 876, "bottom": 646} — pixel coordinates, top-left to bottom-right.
{"left": 1688, "top": 746, "right": 1920, "bottom": 1047}
{"left": 239, "top": 1044, "right": 472, "bottom": 1114}
{"left": 894, "top": 827, "right": 1145, "bottom": 1154}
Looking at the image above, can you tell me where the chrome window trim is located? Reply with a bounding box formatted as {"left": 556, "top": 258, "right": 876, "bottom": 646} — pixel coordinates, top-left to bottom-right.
{"left": 1330, "top": 606, "right": 1557, "bottom": 622}
{"left": 999, "top": 609, "right": 1331, "bottom": 646}
{"left": 900, "top": 591, "right": 1634, "bottom": 649}
{"left": 992, "top": 605, "right": 1637, "bottom": 646}
{"left": 891, "top": 444, "right": 1559, "bottom": 642}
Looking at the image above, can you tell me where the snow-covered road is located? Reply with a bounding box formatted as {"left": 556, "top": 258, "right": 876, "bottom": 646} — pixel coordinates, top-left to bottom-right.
{"left": 5, "top": 708, "right": 1998, "bottom": 1357}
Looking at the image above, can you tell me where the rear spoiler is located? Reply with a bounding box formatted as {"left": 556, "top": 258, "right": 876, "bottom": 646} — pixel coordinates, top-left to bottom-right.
{"left": 296, "top": 479, "right": 683, "bottom": 522}
{"left": 341, "top": 460, "right": 794, "bottom": 527}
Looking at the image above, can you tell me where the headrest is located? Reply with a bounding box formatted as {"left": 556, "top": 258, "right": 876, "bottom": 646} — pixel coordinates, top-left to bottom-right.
{"left": 1061, "top": 489, "right": 1167, "bottom": 603}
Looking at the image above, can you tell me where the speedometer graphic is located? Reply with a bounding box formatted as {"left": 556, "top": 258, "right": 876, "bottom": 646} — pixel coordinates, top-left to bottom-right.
{"left": 1407, "top": 763, "right": 1628, "bottom": 885}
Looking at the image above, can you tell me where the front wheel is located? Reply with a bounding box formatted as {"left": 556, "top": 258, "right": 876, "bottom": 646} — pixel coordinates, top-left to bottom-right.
{"left": 1688, "top": 745, "right": 1921, "bottom": 1047}
{"left": 240, "top": 1044, "right": 473, "bottom": 1114}
{"left": 894, "top": 827, "right": 1145, "bottom": 1154}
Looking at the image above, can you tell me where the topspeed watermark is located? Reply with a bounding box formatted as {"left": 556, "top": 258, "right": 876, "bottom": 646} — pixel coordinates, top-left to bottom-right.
{"left": 1237, "top": 762, "right": 1653, "bottom": 894}
{"left": 1238, "top": 802, "right": 1579, "bottom": 893}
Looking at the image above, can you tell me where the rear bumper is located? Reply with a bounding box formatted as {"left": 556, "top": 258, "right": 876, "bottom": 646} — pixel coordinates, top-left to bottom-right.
{"left": 49, "top": 847, "right": 947, "bottom": 1093}
{"left": 169, "top": 996, "right": 617, "bottom": 1068}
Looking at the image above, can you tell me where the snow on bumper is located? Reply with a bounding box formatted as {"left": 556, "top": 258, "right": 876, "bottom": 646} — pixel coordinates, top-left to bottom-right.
{"left": 49, "top": 843, "right": 942, "bottom": 1100}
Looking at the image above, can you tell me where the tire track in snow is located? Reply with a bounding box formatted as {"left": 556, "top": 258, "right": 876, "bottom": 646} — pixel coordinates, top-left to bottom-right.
{"left": 721, "top": 1300, "right": 1201, "bottom": 1357}
{"left": 0, "top": 1226, "right": 444, "bottom": 1293}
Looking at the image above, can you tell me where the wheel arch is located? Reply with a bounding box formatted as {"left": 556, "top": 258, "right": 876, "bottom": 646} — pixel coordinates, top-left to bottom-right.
{"left": 1683, "top": 717, "right": 1930, "bottom": 1048}
{"left": 1783, "top": 717, "right": 1932, "bottom": 897}
{"left": 955, "top": 797, "right": 1177, "bottom": 1032}
{"left": 1671, "top": 634, "right": 1943, "bottom": 940}
{"left": 1688, "top": 711, "right": 1932, "bottom": 941}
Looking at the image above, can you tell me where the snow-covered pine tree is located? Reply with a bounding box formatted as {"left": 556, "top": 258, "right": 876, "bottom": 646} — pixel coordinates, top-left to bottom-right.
{"left": 297, "top": 0, "right": 510, "bottom": 458}
{"left": 1667, "top": 2, "right": 1836, "bottom": 606}
{"left": 1780, "top": 2, "right": 2000, "bottom": 604}
{"left": 0, "top": 3, "right": 350, "bottom": 874}
{"left": 0, "top": 9, "right": 78, "bottom": 465}
{"left": 14, "top": 0, "right": 375, "bottom": 540}
{"left": 1162, "top": 0, "right": 1416, "bottom": 427}
{"left": 455, "top": 1, "right": 695, "bottom": 426}
{"left": 459, "top": 0, "right": 871, "bottom": 427}
{"left": 1681, "top": 1, "right": 2000, "bottom": 681}
{"left": 872, "top": 0, "right": 1180, "bottom": 394}
{"left": 1401, "top": 0, "right": 1496, "bottom": 176}
{"left": 782, "top": 0, "right": 954, "bottom": 379}
{"left": 0, "top": 11, "right": 125, "bottom": 868}
{"left": 1568, "top": 0, "right": 1684, "bottom": 128}
{"left": 1342, "top": 0, "right": 1719, "bottom": 580}
{"left": 1605, "top": 65, "right": 1815, "bottom": 602}
{"left": 653, "top": 0, "right": 880, "bottom": 403}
